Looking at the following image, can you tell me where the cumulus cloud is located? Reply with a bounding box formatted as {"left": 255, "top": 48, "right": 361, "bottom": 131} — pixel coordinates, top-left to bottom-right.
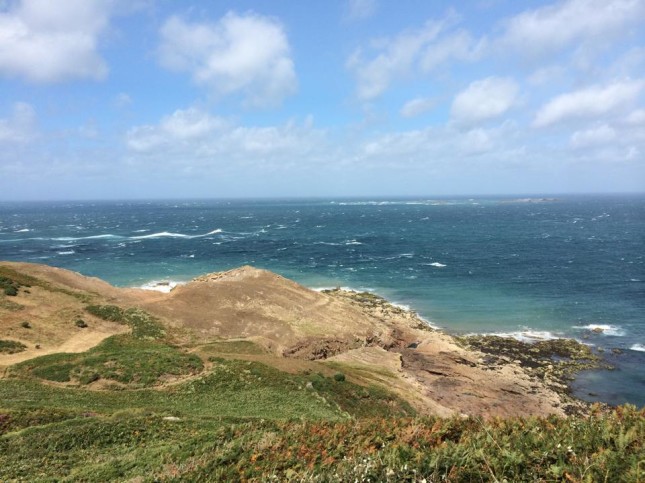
{"left": 0, "top": 102, "right": 36, "bottom": 142}
{"left": 158, "top": 12, "right": 297, "bottom": 107}
{"left": 451, "top": 77, "right": 519, "bottom": 124}
{"left": 0, "top": 0, "right": 112, "bottom": 82}
{"left": 497, "top": 0, "right": 645, "bottom": 57}
{"left": 126, "top": 107, "right": 325, "bottom": 172}
{"left": 400, "top": 97, "right": 435, "bottom": 118}
{"left": 344, "top": 0, "right": 377, "bottom": 21}
{"left": 347, "top": 12, "right": 482, "bottom": 100}
{"left": 534, "top": 80, "right": 644, "bottom": 127}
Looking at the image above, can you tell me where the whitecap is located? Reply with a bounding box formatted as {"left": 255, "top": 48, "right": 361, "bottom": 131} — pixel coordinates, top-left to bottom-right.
{"left": 138, "top": 280, "right": 185, "bottom": 293}
{"left": 475, "top": 330, "right": 561, "bottom": 343}
{"left": 56, "top": 250, "right": 75, "bottom": 255}
{"left": 130, "top": 228, "right": 222, "bottom": 240}
{"left": 130, "top": 231, "right": 189, "bottom": 240}
{"left": 426, "top": 262, "right": 446, "bottom": 268}
{"left": 15, "top": 228, "right": 30, "bottom": 233}
{"left": 345, "top": 240, "right": 363, "bottom": 245}
{"left": 629, "top": 344, "right": 645, "bottom": 352}
{"left": 573, "top": 324, "right": 626, "bottom": 336}
{"left": 52, "top": 234, "right": 121, "bottom": 241}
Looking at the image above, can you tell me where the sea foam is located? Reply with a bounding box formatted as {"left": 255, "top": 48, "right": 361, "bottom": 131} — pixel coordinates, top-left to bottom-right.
{"left": 574, "top": 324, "right": 626, "bottom": 336}
{"left": 130, "top": 228, "right": 222, "bottom": 240}
{"left": 139, "top": 280, "right": 185, "bottom": 293}
{"left": 629, "top": 344, "right": 645, "bottom": 352}
{"left": 475, "top": 330, "right": 562, "bottom": 343}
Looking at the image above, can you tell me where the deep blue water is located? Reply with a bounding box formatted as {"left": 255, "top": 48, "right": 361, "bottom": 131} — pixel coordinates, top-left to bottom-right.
{"left": 1, "top": 195, "right": 643, "bottom": 407}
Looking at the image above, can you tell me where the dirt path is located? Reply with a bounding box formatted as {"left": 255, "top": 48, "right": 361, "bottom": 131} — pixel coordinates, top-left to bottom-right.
{"left": 0, "top": 325, "right": 129, "bottom": 370}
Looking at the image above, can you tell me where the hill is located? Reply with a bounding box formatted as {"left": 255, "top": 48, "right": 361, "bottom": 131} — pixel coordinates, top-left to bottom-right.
{"left": 0, "top": 261, "right": 642, "bottom": 481}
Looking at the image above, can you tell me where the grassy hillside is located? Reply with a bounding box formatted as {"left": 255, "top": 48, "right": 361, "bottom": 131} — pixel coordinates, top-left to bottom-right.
{"left": 0, "top": 263, "right": 643, "bottom": 481}
{"left": 0, "top": 403, "right": 642, "bottom": 481}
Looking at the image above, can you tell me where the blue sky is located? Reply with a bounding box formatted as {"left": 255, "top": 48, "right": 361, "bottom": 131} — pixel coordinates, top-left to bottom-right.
{"left": 0, "top": 0, "right": 644, "bottom": 200}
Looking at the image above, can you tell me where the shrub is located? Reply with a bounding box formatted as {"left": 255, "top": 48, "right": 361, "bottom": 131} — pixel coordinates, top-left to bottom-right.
{"left": 333, "top": 373, "right": 346, "bottom": 382}
{"left": 20, "top": 321, "right": 31, "bottom": 329}
{"left": 0, "top": 340, "right": 27, "bottom": 354}
{"left": 75, "top": 319, "right": 88, "bottom": 328}
{"left": 4, "top": 286, "right": 18, "bottom": 296}
{"left": 85, "top": 305, "right": 125, "bottom": 323}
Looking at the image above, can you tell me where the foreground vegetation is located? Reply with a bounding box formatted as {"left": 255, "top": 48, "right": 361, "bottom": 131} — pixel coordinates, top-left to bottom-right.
{"left": 0, "top": 404, "right": 642, "bottom": 481}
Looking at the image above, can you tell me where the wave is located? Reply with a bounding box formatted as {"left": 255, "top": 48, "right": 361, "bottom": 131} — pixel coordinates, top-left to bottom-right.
{"left": 476, "top": 330, "right": 562, "bottom": 343}
{"left": 573, "top": 324, "right": 625, "bottom": 336}
{"left": 130, "top": 228, "right": 222, "bottom": 240}
{"left": 345, "top": 240, "right": 363, "bottom": 245}
{"left": 56, "top": 250, "right": 75, "bottom": 255}
{"left": 52, "top": 234, "right": 122, "bottom": 241}
{"left": 426, "top": 262, "right": 446, "bottom": 268}
{"left": 629, "top": 344, "right": 645, "bottom": 352}
{"left": 15, "top": 228, "right": 30, "bottom": 232}
{"left": 138, "top": 280, "right": 186, "bottom": 293}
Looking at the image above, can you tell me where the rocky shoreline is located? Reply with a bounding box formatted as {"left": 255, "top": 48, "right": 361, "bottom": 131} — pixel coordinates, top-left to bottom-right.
{"left": 323, "top": 287, "right": 608, "bottom": 415}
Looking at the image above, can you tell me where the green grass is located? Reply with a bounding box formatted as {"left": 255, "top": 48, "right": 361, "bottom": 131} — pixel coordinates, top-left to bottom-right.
{"left": 0, "top": 339, "right": 27, "bottom": 354}
{"left": 199, "top": 339, "right": 268, "bottom": 355}
{"left": 0, "top": 406, "right": 641, "bottom": 481}
{"left": 0, "top": 275, "right": 21, "bottom": 296}
{"left": 10, "top": 335, "right": 204, "bottom": 387}
{"left": 85, "top": 305, "right": 165, "bottom": 338}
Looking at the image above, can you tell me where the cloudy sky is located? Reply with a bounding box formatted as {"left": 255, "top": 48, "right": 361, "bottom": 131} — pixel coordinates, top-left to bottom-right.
{"left": 0, "top": 0, "right": 644, "bottom": 200}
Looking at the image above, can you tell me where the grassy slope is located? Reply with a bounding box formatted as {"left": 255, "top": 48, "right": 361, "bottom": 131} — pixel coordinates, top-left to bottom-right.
{"left": 0, "top": 270, "right": 643, "bottom": 481}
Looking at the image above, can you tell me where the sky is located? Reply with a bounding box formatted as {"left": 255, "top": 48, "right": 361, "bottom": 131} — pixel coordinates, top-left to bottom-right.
{"left": 0, "top": 0, "right": 644, "bottom": 200}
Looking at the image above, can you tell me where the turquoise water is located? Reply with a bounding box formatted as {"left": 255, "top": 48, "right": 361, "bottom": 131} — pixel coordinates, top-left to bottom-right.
{"left": 1, "top": 195, "right": 643, "bottom": 406}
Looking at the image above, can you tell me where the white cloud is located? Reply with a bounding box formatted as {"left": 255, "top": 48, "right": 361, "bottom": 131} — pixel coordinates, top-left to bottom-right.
{"left": 534, "top": 80, "right": 644, "bottom": 127}
{"left": 126, "top": 107, "right": 326, "bottom": 172}
{"left": 451, "top": 77, "right": 519, "bottom": 124}
{"left": 0, "top": 0, "right": 112, "bottom": 82}
{"left": 347, "top": 12, "right": 482, "bottom": 100}
{"left": 400, "top": 97, "right": 435, "bottom": 118}
{"left": 344, "top": 0, "right": 377, "bottom": 21}
{"left": 420, "top": 29, "right": 484, "bottom": 72}
{"left": 0, "top": 102, "right": 36, "bottom": 142}
{"left": 624, "top": 109, "right": 645, "bottom": 125}
{"left": 158, "top": 12, "right": 297, "bottom": 107}
{"left": 498, "top": 0, "right": 645, "bottom": 57}
{"left": 570, "top": 124, "right": 617, "bottom": 149}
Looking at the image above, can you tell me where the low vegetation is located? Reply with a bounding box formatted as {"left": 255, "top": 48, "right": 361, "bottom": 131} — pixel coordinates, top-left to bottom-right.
{"left": 0, "top": 340, "right": 27, "bottom": 354}
{"left": 11, "top": 335, "right": 203, "bottom": 387}
{"left": 85, "top": 304, "right": 165, "bottom": 339}
{"left": 0, "top": 404, "right": 641, "bottom": 481}
{"left": 0, "top": 275, "right": 21, "bottom": 296}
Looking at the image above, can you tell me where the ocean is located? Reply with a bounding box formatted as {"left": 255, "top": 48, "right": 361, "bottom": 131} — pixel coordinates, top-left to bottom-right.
{"left": 1, "top": 195, "right": 643, "bottom": 407}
